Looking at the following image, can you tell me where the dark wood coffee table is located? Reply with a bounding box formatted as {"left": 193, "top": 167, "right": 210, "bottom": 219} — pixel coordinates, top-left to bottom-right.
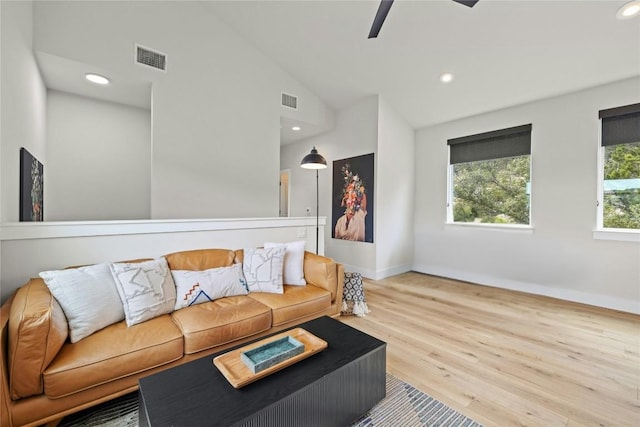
{"left": 138, "top": 316, "right": 386, "bottom": 427}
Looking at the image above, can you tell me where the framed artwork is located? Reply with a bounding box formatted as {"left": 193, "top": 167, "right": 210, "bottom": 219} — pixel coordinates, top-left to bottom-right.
{"left": 19, "top": 147, "right": 44, "bottom": 222}
{"left": 332, "top": 153, "right": 374, "bottom": 243}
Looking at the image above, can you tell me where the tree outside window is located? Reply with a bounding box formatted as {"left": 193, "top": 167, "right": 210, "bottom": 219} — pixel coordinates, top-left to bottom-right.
{"left": 448, "top": 124, "right": 532, "bottom": 226}
{"left": 452, "top": 155, "right": 530, "bottom": 225}
{"left": 603, "top": 142, "right": 640, "bottom": 229}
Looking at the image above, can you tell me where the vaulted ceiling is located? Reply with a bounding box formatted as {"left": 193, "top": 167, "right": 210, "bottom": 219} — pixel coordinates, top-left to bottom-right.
{"left": 206, "top": 0, "right": 639, "bottom": 130}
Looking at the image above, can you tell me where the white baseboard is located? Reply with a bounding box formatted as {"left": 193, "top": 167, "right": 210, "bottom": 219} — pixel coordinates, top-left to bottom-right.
{"left": 373, "top": 264, "right": 413, "bottom": 280}
{"left": 412, "top": 264, "right": 640, "bottom": 315}
{"left": 341, "top": 264, "right": 412, "bottom": 281}
{"left": 340, "top": 264, "right": 376, "bottom": 280}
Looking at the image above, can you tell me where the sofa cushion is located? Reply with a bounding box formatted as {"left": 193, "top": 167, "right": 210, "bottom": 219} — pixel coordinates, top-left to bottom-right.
{"left": 248, "top": 285, "right": 331, "bottom": 326}
{"left": 8, "top": 279, "right": 69, "bottom": 399}
{"left": 165, "top": 249, "right": 236, "bottom": 270}
{"left": 43, "top": 314, "right": 183, "bottom": 399}
{"left": 171, "top": 296, "right": 272, "bottom": 354}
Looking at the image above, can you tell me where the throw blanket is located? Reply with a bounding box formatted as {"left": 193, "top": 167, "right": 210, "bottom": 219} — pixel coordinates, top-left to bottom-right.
{"left": 341, "top": 272, "right": 370, "bottom": 317}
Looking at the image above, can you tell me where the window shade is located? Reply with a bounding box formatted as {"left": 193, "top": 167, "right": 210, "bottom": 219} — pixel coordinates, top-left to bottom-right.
{"left": 599, "top": 103, "right": 640, "bottom": 147}
{"left": 448, "top": 124, "right": 532, "bottom": 164}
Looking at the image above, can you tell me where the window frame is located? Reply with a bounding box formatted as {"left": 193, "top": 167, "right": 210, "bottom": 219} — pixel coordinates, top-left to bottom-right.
{"left": 594, "top": 103, "right": 640, "bottom": 241}
{"left": 446, "top": 124, "right": 533, "bottom": 228}
{"left": 595, "top": 144, "right": 640, "bottom": 241}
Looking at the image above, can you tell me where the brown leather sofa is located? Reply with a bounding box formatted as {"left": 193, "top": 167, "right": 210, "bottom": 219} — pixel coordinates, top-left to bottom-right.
{"left": 0, "top": 248, "right": 344, "bottom": 427}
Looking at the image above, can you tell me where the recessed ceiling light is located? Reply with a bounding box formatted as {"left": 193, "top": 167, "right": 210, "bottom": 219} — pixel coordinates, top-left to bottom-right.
{"left": 617, "top": 1, "right": 640, "bottom": 19}
{"left": 292, "top": 126, "right": 301, "bottom": 131}
{"left": 439, "top": 73, "right": 454, "bottom": 83}
{"left": 85, "top": 73, "right": 109, "bottom": 85}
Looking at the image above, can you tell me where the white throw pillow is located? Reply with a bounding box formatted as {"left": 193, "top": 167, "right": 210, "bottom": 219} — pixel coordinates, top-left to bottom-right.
{"left": 172, "top": 263, "right": 249, "bottom": 310}
{"left": 264, "top": 241, "right": 307, "bottom": 286}
{"left": 39, "top": 263, "right": 125, "bottom": 343}
{"left": 110, "top": 257, "right": 176, "bottom": 327}
{"left": 242, "top": 247, "right": 286, "bottom": 294}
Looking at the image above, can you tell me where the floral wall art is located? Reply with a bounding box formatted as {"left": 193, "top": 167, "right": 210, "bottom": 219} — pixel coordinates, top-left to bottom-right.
{"left": 20, "top": 147, "right": 44, "bottom": 221}
{"left": 332, "top": 153, "right": 374, "bottom": 243}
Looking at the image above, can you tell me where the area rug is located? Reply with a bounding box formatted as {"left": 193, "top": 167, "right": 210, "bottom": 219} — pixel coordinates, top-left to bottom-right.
{"left": 60, "top": 373, "right": 483, "bottom": 427}
{"left": 351, "top": 374, "right": 482, "bottom": 426}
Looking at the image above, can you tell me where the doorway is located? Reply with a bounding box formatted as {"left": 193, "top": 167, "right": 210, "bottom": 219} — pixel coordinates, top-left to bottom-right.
{"left": 279, "top": 170, "right": 290, "bottom": 217}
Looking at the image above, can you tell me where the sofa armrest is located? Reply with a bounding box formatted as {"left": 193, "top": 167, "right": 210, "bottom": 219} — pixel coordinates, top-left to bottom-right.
{"left": 335, "top": 263, "right": 345, "bottom": 309}
{"left": 303, "top": 252, "right": 344, "bottom": 304}
{"left": 1, "top": 294, "right": 14, "bottom": 427}
{"left": 7, "top": 279, "right": 69, "bottom": 400}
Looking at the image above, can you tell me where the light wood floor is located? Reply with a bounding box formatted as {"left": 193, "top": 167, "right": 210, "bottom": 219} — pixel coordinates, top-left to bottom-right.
{"left": 339, "top": 272, "right": 640, "bottom": 427}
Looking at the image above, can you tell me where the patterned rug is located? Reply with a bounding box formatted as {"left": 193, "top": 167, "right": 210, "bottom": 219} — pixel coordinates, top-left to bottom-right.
{"left": 60, "top": 374, "right": 482, "bottom": 427}
{"left": 352, "top": 375, "right": 482, "bottom": 426}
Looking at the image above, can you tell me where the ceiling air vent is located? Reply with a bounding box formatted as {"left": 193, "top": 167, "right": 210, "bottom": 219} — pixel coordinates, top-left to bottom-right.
{"left": 281, "top": 92, "right": 298, "bottom": 109}
{"left": 135, "top": 44, "right": 167, "bottom": 71}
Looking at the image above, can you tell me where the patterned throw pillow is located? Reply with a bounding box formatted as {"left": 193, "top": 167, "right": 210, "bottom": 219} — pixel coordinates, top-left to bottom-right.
{"left": 39, "top": 263, "right": 125, "bottom": 343}
{"left": 242, "top": 247, "right": 286, "bottom": 294}
{"left": 110, "top": 257, "right": 177, "bottom": 327}
{"left": 264, "top": 241, "right": 307, "bottom": 286}
{"left": 172, "top": 263, "right": 249, "bottom": 310}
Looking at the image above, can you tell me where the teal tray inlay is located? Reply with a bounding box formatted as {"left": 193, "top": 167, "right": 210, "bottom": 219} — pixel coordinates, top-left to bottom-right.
{"left": 241, "top": 336, "right": 304, "bottom": 373}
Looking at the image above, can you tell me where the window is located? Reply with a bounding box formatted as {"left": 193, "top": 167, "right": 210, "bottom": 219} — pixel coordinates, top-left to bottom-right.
{"left": 447, "top": 124, "right": 532, "bottom": 225}
{"left": 598, "top": 103, "right": 640, "bottom": 230}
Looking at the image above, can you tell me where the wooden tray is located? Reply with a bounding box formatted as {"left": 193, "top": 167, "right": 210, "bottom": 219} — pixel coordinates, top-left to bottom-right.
{"left": 213, "top": 328, "right": 328, "bottom": 389}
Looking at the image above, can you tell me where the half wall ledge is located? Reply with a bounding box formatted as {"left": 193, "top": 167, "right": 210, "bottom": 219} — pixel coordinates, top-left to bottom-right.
{"left": 0, "top": 217, "right": 326, "bottom": 241}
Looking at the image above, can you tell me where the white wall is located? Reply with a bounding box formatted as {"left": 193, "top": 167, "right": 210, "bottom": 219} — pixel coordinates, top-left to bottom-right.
{"left": 1, "top": 0, "right": 47, "bottom": 222}
{"left": 1, "top": 1, "right": 3, "bottom": 286}
{"left": 281, "top": 97, "right": 379, "bottom": 275}
{"left": 281, "top": 96, "right": 416, "bottom": 280}
{"left": 46, "top": 90, "right": 151, "bottom": 220}
{"left": 22, "top": 1, "right": 331, "bottom": 220}
{"left": 279, "top": 73, "right": 335, "bottom": 133}
{"left": 414, "top": 77, "right": 640, "bottom": 314}
{"left": 377, "top": 97, "right": 415, "bottom": 278}
{"left": 32, "top": 1, "right": 277, "bottom": 219}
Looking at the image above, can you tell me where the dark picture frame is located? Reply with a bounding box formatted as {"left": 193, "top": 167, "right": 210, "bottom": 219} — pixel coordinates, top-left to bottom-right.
{"left": 332, "top": 153, "right": 374, "bottom": 243}
{"left": 19, "top": 147, "right": 44, "bottom": 222}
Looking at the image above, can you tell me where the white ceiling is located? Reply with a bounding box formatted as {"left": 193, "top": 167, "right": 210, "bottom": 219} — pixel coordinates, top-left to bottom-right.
{"left": 36, "top": 51, "right": 152, "bottom": 110}
{"left": 35, "top": 1, "right": 639, "bottom": 144}
{"left": 280, "top": 116, "right": 331, "bottom": 144}
{"left": 206, "top": 0, "right": 640, "bottom": 130}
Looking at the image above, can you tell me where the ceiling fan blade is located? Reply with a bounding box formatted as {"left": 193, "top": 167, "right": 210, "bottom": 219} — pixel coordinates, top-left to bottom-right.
{"left": 452, "top": 0, "right": 480, "bottom": 7}
{"left": 368, "top": 0, "right": 394, "bottom": 39}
